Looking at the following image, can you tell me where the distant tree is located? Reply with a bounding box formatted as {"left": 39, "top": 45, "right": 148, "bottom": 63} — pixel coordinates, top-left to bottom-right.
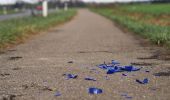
{"left": 150, "top": 0, "right": 170, "bottom": 3}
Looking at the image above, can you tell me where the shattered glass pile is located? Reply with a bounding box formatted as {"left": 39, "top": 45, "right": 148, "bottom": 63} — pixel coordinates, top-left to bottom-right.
{"left": 98, "top": 60, "right": 141, "bottom": 74}
{"left": 56, "top": 60, "right": 150, "bottom": 97}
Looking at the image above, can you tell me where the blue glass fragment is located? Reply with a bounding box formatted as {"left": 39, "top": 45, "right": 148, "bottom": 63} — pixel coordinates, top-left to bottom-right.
{"left": 107, "top": 68, "right": 116, "bottom": 74}
{"left": 64, "top": 74, "right": 78, "bottom": 79}
{"left": 125, "top": 96, "right": 133, "bottom": 99}
{"left": 85, "top": 77, "right": 96, "bottom": 81}
{"left": 121, "top": 65, "right": 140, "bottom": 71}
{"left": 112, "top": 60, "right": 120, "bottom": 65}
{"left": 88, "top": 87, "right": 103, "bottom": 94}
{"left": 153, "top": 73, "right": 161, "bottom": 76}
{"left": 97, "top": 60, "right": 141, "bottom": 74}
{"left": 98, "top": 64, "right": 108, "bottom": 70}
{"left": 121, "top": 66, "right": 133, "bottom": 71}
{"left": 106, "top": 66, "right": 124, "bottom": 74}
{"left": 136, "top": 78, "right": 148, "bottom": 84}
{"left": 121, "top": 93, "right": 132, "bottom": 99}
{"left": 55, "top": 91, "right": 61, "bottom": 96}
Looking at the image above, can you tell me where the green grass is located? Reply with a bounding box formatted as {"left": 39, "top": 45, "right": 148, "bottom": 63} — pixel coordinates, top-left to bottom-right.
{"left": 0, "top": 10, "right": 4, "bottom": 15}
{"left": 121, "top": 4, "right": 170, "bottom": 15}
{"left": 91, "top": 4, "right": 170, "bottom": 46}
{"left": 0, "top": 9, "right": 18, "bottom": 15}
{"left": 0, "top": 9, "right": 76, "bottom": 49}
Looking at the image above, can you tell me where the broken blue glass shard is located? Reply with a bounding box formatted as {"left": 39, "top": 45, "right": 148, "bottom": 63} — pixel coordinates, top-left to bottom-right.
{"left": 98, "top": 60, "right": 141, "bottom": 74}
{"left": 88, "top": 87, "right": 103, "bottom": 94}
{"left": 106, "top": 66, "right": 123, "bottom": 74}
{"left": 98, "top": 64, "right": 108, "bottom": 70}
{"left": 153, "top": 73, "right": 161, "bottom": 76}
{"left": 64, "top": 74, "right": 78, "bottom": 79}
{"left": 107, "top": 68, "right": 116, "bottom": 74}
{"left": 98, "top": 64, "right": 106, "bottom": 69}
{"left": 125, "top": 96, "right": 133, "bottom": 99}
{"left": 113, "top": 66, "right": 122, "bottom": 72}
{"left": 85, "top": 77, "right": 96, "bottom": 81}
{"left": 55, "top": 91, "right": 61, "bottom": 96}
{"left": 136, "top": 78, "right": 148, "bottom": 84}
{"left": 121, "top": 93, "right": 132, "bottom": 99}
{"left": 121, "top": 65, "right": 141, "bottom": 72}
{"left": 112, "top": 60, "right": 120, "bottom": 65}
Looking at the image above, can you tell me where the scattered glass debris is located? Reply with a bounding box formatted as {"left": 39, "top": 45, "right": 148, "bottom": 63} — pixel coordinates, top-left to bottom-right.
{"left": 121, "top": 93, "right": 132, "bottom": 100}
{"left": 55, "top": 91, "right": 61, "bottom": 96}
{"left": 98, "top": 64, "right": 108, "bottom": 70}
{"left": 85, "top": 77, "right": 96, "bottom": 81}
{"left": 88, "top": 87, "right": 103, "bottom": 94}
{"left": 107, "top": 68, "right": 116, "bottom": 74}
{"left": 153, "top": 73, "right": 161, "bottom": 76}
{"left": 97, "top": 60, "right": 141, "bottom": 74}
{"left": 125, "top": 96, "right": 133, "bottom": 99}
{"left": 59, "top": 60, "right": 152, "bottom": 97}
{"left": 112, "top": 60, "right": 120, "bottom": 65}
{"left": 121, "top": 65, "right": 140, "bottom": 72}
{"left": 136, "top": 78, "right": 148, "bottom": 84}
{"left": 63, "top": 74, "right": 78, "bottom": 79}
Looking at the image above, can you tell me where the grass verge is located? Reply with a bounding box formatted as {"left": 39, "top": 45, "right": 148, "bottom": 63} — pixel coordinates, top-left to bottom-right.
{"left": 0, "top": 9, "right": 19, "bottom": 15}
{"left": 0, "top": 9, "right": 76, "bottom": 50}
{"left": 91, "top": 4, "right": 170, "bottom": 47}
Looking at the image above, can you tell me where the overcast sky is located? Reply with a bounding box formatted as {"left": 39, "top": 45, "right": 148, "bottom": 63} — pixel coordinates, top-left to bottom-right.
{"left": 83, "top": 0, "right": 150, "bottom": 3}
{"left": 0, "top": 0, "right": 39, "bottom": 5}
{"left": 0, "top": 0, "right": 150, "bottom": 5}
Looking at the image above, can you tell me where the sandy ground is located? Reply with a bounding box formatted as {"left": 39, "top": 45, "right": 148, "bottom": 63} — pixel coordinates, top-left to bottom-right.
{"left": 0, "top": 9, "right": 170, "bottom": 100}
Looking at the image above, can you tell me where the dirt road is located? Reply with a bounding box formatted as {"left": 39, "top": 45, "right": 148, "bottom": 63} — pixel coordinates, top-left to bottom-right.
{"left": 0, "top": 9, "right": 170, "bottom": 100}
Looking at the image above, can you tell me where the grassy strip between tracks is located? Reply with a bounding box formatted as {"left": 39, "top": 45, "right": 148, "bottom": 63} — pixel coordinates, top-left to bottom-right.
{"left": 0, "top": 9, "right": 76, "bottom": 49}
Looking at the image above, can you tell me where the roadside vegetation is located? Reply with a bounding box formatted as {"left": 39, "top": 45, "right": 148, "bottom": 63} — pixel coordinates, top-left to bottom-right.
{"left": 0, "top": 9, "right": 76, "bottom": 49}
{"left": 0, "top": 9, "right": 19, "bottom": 15}
{"left": 91, "top": 4, "right": 170, "bottom": 47}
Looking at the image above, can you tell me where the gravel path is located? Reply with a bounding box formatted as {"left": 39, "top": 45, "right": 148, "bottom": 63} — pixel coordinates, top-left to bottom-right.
{"left": 0, "top": 9, "right": 170, "bottom": 100}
